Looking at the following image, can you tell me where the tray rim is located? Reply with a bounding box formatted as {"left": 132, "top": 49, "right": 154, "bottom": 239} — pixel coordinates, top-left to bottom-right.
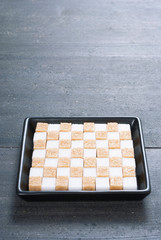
{"left": 17, "top": 116, "right": 151, "bottom": 196}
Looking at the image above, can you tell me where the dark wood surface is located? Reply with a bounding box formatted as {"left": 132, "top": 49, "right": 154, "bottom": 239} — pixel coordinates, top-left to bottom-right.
{"left": 0, "top": 0, "right": 161, "bottom": 239}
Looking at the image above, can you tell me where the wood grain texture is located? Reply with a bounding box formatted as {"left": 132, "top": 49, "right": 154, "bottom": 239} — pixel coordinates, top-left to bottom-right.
{"left": 0, "top": 0, "right": 161, "bottom": 147}
{"left": 0, "top": 148, "right": 160, "bottom": 239}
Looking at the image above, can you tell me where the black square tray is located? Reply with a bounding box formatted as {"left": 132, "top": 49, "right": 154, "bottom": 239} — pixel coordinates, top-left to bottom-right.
{"left": 17, "top": 117, "right": 151, "bottom": 201}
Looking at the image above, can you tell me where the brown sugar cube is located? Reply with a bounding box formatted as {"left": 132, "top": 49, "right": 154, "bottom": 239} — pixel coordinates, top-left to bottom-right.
{"left": 122, "top": 148, "right": 134, "bottom": 158}
{"left": 107, "top": 122, "right": 118, "bottom": 132}
{"left": 95, "top": 131, "right": 107, "bottom": 140}
{"left": 47, "top": 131, "right": 59, "bottom": 140}
{"left": 110, "top": 177, "right": 123, "bottom": 190}
{"left": 34, "top": 139, "right": 46, "bottom": 149}
{"left": 84, "top": 122, "right": 95, "bottom": 132}
{"left": 97, "top": 166, "right": 109, "bottom": 177}
{"left": 29, "top": 176, "right": 42, "bottom": 191}
{"left": 59, "top": 139, "right": 71, "bottom": 149}
{"left": 120, "top": 131, "right": 132, "bottom": 140}
{"left": 55, "top": 176, "right": 69, "bottom": 191}
{"left": 71, "top": 167, "right": 83, "bottom": 177}
{"left": 84, "top": 140, "right": 96, "bottom": 149}
{"left": 97, "top": 148, "right": 109, "bottom": 158}
{"left": 32, "top": 159, "right": 44, "bottom": 168}
{"left": 123, "top": 166, "right": 136, "bottom": 177}
{"left": 58, "top": 157, "right": 70, "bottom": 168}
{"left": 72, "top": 131, "right": 83, "bottom": 140}
{"left": 60, "top": 122, "right": 71, "bottom": 132}
{"left": 71, "top": 148, "right": 84, "bottom": 158}
{"left": 84, "top": 157, "right": 96, "bottom": 168}
{"left": 110, "top": 157, "right": 122, "bottom": 167}
{"left": 46, "top": 149, "right": 58, "bottom": 158}
{"left": 83, "top": 177, "right": 96, "bottom": 191}
{"left": 108, "top": 139, "right": 120, "bottom": 149}
{"left": 43, "top": 166, "right": 57, "bottom": 178}
{"left": 36, "top": 122, "right": 48, "bottom": 132}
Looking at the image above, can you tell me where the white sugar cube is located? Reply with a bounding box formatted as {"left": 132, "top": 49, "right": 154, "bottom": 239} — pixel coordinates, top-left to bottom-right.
{"left": 45, "top": 158, "right": 58, "bottom": 167}
{"left": 84, "top": 132, "right": 95, "bottom": 140}
{"left": 32, "top": 149, "right": 46, "bottom": 159}
{"left": 122, "top": 158, "right": 136, "bottom": 167}
{"left": 108, "top": 132, "right": 119, "bottom": 140}
{"left": 57, "top": 168, "right": 70, "bottom": 177}
{"left": 71, "top": 124, "right": 83, "bottom": 132}
{"left": 59, "top": 149, "right": 71, "bottom": 158}
{"left": 46, "top": 140, "right": 59, "bottom": 149}
{"left": 95, "top": 124, "right": 107, "bottom": 131}
{"left": 84, "top": 149, "right": 96, "bottom": 158}
{"left": 109, "top": 149, "right": 122, "bottom": 158}
{"left": 119, "top": 124, "right": 131, "bottom": 132}
{"left": 121, "top": 140, "right": 133, "bottom": 149}
{"left": 72, "top": 140, "right": 83, "bottom": 148}
{"left": 123, "top": 177, "right": 137, "bottom": 190}
{"left": 97, "top": 158, "right": 109, "bottom": 167}
{"left": 109, "top": 167, "right": 122, "bottom": 177}
{"left": 96, "top": 140, "right": 108, "bottom": 148}
{"left": 96, "top": 177, "right": 109, "bottom": 191}
{"left": 71, "top": 158, "right": 83, "bottom": 167}
{"left": 29, "top": 168, "right": 43, "bottom": 177}
{"left": 59, "top": 132, "right": 71, "bottom": 140}
{"left": 33, "top": 132, "right": 46, "bottom": 141}
{"left": 69, "top": 177, "right": 82, "bottom": 191}
{"left": 48, "top": 124, "right": 60, "bottom": 132}
{"left": 41, "top": 177, "right": 56, "bottom": 191}
{"left": 83, "top": 168, "right": 96, "bottom": 177}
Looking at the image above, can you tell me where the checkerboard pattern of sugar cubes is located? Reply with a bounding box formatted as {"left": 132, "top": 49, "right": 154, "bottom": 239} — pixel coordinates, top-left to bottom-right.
{"left": 29, "top": 122, "right": 137, "bottom": 191}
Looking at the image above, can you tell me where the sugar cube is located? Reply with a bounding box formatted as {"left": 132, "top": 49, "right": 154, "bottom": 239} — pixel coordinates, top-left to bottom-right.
{"left": 71, "top": 158, "right": 83, "bottom": 168}
{"left": 58, "top": 158, "right": 70, "bottom": 168}
{"left": 72, "top": 140, "right": 83, "bottom": 148}
{"left": 96, "top": 140, "right": 108, "bottom": 149}
{"left": 70, "top": 167, "right": 83, "bottom": 177}
{"left": 123, "top": 177, "right": 137, "bottom": 190}
{"left": 82, "top": 177, "right": 96, "bottom": 191}
{"left": 110, "top": 177, "right": 123, "bottom": 190}
{"left": 107, "top": 122, "right": 118, "bottom": 132}
{"left": 41, "top": 177, "right": 56, "bottom": 191}
{"left": 97, "top": 148, "right": 109, "bottom": 158}
{"left": 84, "top": 122, "right": 95, "bottom": 132}
{"left": 59, "top": 149, "right": 71, "bottom": 158}
{"left": 96, "top": 177, "right": 109, "bottom": 191}
{"left": 33, "top": 132, "right": 46, "bottom": 149}
{"left": 84, "top": 149, "right": 96, "bottom": 158}
{"left": 45, "top": 158, "right": 58, "bottom": 167}
{"left": 95, "top": 124, "right": 107, "bottom": 131}
{"left": 122, "top": 158, "right": 136, "bottom": 168}
{"left": 109, "top": 167, "right": 122, "bottom": 177}
{"left": 55, "top": 176, "right": 69, "bottom": 190}
{"left": 96, "top": 158, "right": 109, "bottom": 167}
{"left": 71, "top": 124, "right": 83, "bottom": 132}
{"left": 84, "top": 157, "right": 96, "bottom": 168}
{"left": 59, "top": 132, "right": 71, "bottom": 140}
{"left": 57, "top": 168, "right": 70, "bottom": 177}
{"left": 95, "top": 131, "right": 107, "bottom": 140}
{"left": 83, "top": 168, "right": 96, "bottom": 177}
{"left": 60, "top": 122, "right": 71, "bottom": 132}
{"left": 84, "top": 132, "right": 96, "bottom": 140}
{"left": 36, "top": 122, "right": 48, "bottom": 132}
{"left": 69, "top": 177, "right": 82, "bottom": 191}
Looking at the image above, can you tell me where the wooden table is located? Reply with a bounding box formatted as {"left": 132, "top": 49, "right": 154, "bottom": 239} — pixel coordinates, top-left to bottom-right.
{"left": 1, "top": 0, "right": 161, "bottom": 239}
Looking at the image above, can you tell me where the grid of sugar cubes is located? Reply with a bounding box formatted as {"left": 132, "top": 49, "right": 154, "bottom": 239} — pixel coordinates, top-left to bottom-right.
{"left": 29, "top": 122, "right": 137, "bottom": 191}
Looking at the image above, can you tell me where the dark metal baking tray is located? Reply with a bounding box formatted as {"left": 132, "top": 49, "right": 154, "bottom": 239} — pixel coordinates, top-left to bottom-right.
{"left": 17, "top": 117, "right": 151, "bottom": 201}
